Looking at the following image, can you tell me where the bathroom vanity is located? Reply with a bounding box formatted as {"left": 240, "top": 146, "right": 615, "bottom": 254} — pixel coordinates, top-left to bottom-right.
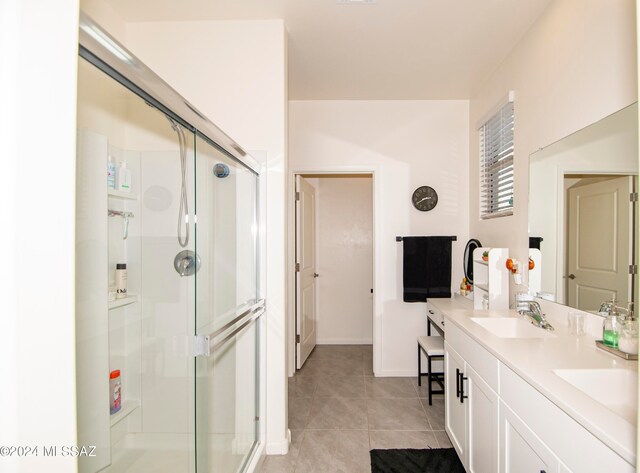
{"left": 432, "top": 304, "right": 637, "bottom": 473}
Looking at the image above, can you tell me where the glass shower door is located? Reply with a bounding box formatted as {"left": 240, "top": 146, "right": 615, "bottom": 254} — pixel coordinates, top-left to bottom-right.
{"left": 76, "top": 55, "right": 198, "bottom": 473}
{"left": 194, "top": 133, "right": 261, "bottom": 473}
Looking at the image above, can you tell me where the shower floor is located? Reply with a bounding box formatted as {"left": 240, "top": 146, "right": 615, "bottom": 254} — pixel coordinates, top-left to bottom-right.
{"left": 107, "top": 432, "right": 249, "bottom": 472}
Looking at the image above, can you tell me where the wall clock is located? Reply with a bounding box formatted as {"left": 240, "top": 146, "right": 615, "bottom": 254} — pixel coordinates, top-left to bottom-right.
{"left": 412, "top": 185, "right": 438, "bottom": 211}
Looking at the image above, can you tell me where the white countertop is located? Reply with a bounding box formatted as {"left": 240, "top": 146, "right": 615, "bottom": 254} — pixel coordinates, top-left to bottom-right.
{"left": 427, "top": 293, "right": 474, "bottom": 312}
{"left": 442, "top": 307, "right": 637, "bottom": 465}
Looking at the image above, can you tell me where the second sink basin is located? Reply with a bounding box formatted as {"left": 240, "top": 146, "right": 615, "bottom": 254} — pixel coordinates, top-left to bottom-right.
{"left": 471, "top": 317, "right": 556, "bottom": 339}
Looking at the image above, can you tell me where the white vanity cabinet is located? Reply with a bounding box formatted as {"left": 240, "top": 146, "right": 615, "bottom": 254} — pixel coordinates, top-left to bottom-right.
{"left": 444, "top": 324, "right": 500, "bottom": 473}
{"left": 444, "top": 316, "right": 636, "bottom": 473}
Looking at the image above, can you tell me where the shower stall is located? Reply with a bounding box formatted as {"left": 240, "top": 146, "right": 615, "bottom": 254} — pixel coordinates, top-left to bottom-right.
{"left": 75, "top": 13, "right": 263, "bottom": 473}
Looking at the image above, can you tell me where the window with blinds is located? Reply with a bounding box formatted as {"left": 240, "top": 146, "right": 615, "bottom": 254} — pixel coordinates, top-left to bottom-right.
{"left": 479, "top": 100, "right": 514, "bottom": 219}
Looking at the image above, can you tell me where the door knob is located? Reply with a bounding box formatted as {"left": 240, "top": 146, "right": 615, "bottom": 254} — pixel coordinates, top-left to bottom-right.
{"left": 566, "top": 274, "right": 576, "bottom": 280}
{"left": 313, "top": 273, "right": 319, "bottom": 278}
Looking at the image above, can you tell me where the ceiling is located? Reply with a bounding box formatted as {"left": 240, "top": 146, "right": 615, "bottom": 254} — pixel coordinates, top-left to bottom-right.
{"left": 104, "top": 0, "right": 553, "bottom": 100}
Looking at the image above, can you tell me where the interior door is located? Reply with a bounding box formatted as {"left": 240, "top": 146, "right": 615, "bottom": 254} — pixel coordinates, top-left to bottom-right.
{"left": 296, "top": 175, "right": 317, "bottom": 369}
{"left": 567, "top": 176, "right": 632, "bottom": 310}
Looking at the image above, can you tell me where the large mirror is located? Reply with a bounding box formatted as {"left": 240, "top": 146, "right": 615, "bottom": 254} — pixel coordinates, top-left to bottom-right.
{"left": 528, "top": 103, "right": 638, "bottom": 313}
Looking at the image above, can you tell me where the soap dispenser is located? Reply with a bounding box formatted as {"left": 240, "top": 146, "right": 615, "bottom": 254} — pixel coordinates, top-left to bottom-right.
{"left": 603, "top": 306, "right": 620, "bottom": 348}
{"left": 117, "top": 161, "right": 131, "bottom": 193}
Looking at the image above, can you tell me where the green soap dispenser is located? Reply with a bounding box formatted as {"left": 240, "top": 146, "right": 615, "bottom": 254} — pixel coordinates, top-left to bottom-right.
{"left": 603, "top": 307, "right": 620, "bottom": 348}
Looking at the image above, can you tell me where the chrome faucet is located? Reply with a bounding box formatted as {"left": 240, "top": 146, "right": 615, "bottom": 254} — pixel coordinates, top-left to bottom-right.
{"left": 518, "top": 301, "right": 555, "bottom": 331}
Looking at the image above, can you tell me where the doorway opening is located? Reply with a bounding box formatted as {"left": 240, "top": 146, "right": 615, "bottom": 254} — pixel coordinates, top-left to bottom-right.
{"left": 293, "top": 173, "right": 374, "bottom": 370}
{"left": 564, "top": 174, "right": 638, "bottom": 310}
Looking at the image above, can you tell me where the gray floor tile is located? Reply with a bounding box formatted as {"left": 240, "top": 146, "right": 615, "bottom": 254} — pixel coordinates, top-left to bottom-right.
{"left": 309, "top": 345, "right": 364, "bottom": 361}
{"left": 296, "top": 430, "right": 371, "bottom": 473}
{"left": 272, "top": 345, "right": 456, "bottom": 470}
{"left": 307, "top": 397, "right": 368, "bottom": 430}
{"left": 421, "top": 398, "right": 446, "bottom": 430}
{"left": 289, "top": 397, "right": 313, "bottom": 430}
{"left": 364, "top": 377, "right": 417, "bottom": 398}
{"left": 414, "top": 376, "right": 445, "bottom": 401}
{"left": 434, "top": 430, "right": 453, "bottom": 448}
{"left": 289, "top": 375, "right": 318, "bottom": 399}
{"left": 259, "top": 455, "right": 296, "bottom": 473}
{"left": 258, "top": 430, "right": 304, "bottom": 473}
{"left": 298, "top": 358, "right": 363, "bottom": 377}
{"left": 362, "top": 355, "right": 374, "bottom": 376}
{"left": 288, "top": 429, "right": 305, "bottom": 457}
{"left": 369, "top": 430, "right": 439, "bottom": 449}
{"left": 314, "top": 375, "right": 366, "bottom": 398}
{"left": 367, "top": 398, "right": 431, "bottom": 431}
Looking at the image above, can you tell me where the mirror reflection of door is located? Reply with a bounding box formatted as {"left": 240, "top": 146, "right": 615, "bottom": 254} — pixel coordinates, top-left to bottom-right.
{"left": 566, "top": 175, "right": 636, "bottom": 311}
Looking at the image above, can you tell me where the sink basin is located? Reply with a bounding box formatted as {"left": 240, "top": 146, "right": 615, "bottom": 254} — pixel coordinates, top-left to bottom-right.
{"left": 470, "top": 317, "right": 556, "bottom": 339}
{"left": 554, "top": 369, "right": 638, "bottom": 421}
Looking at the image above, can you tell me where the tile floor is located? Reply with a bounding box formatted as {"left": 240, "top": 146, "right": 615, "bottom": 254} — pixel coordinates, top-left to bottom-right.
{"left": 258, "top": 344, "right": 453, "bottom": 473}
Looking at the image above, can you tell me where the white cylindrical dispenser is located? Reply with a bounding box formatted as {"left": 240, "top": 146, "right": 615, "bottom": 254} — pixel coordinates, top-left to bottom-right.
{"left": 115, "top": 263, "right": 127, "bottom": 299}
{"left": 117, "top": 161, "right": 131, "bottom": 193}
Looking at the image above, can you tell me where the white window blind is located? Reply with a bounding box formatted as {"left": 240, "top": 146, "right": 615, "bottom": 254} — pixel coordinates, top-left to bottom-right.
{"left": 480, "top": 100, "right": 514, "bottom": 219}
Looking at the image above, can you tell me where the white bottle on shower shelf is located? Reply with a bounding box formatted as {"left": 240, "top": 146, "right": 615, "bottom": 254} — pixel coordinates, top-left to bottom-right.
{"left": 117, "top": 161, "right": 131, "bottom": 193}
{"left": 107, "top": 155, "right": 116, "bottom": 189}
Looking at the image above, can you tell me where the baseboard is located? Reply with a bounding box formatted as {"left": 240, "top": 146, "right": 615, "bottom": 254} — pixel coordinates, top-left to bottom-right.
{"left": 265, "top": 429, "right": 291, "bottom": 455}
{"left": 317, "top": 338, "right": 373, "bottom": 345}
{"left": 374, "top": 369, "right": 417, "bottom": 377}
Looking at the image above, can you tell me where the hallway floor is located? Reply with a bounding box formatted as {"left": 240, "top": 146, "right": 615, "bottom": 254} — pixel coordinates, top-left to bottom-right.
{"left": 259, "top": 344, "right": 452, "bottom": 473}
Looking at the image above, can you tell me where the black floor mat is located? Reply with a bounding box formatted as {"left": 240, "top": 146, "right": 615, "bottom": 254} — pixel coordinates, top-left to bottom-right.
{"left": 370, "top": 448, "right": 465, "bottom": 473}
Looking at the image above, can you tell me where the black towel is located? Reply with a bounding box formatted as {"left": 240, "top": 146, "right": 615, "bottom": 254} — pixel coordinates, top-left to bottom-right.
{"left": 402, "top": 236, "right": 452, "bottom": 302}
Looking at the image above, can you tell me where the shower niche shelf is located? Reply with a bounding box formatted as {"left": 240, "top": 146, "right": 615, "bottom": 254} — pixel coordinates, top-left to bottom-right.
{"left": 110, "top": 400, "right": 140, "bottom": 427}
{"left": 108, "top": 189, "right": 138, "bottom": 200}
{"left": 108, "top": 294, "right": 138, "bottom": 310}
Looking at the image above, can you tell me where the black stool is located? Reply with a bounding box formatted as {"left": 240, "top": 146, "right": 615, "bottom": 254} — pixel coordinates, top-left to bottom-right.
{"left": 417, "top": 335, "right": 445, "bottom": 405}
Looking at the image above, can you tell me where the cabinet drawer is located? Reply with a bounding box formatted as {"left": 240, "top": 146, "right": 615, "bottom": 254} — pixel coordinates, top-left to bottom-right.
{"left": 445, "top": 320, "right": 499, "bottom": 392}
{"left": 426, "top": 302, "right": 445, "bottom": 328}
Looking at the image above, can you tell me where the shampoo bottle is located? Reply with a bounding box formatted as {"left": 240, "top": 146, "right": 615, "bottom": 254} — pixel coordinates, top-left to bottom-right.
{"left": 115, "top": 263, "right": 127, "bottom": 299}
{"left": 107, "top": 156, "right": 116, "bottom": 189}
{"left": 117, "top": 161, "right": 131, "bottom": 193}
{"left": 110, "top": 370, "right": 122, "bottom": 414}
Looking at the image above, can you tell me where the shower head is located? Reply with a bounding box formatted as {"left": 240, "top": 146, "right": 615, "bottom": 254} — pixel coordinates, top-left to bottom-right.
{"left": 213, "top": 163, "right": 230, "bottom": 178}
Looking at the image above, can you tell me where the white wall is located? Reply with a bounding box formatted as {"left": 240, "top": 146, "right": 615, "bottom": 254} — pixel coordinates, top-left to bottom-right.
{"left": 0, "top": 1, "right": 79, "bottom": 472}
{"left": 469, "top": 0, "right": 638, "bottom": 298}
{"left": 123, "top": 19, "right": 289, "bottom": 455}
{"left": 315, "top": 176, "right": 373, "bottom": 344}
{"left": 289, "top": 100, "right": 469, "bottom": 376}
